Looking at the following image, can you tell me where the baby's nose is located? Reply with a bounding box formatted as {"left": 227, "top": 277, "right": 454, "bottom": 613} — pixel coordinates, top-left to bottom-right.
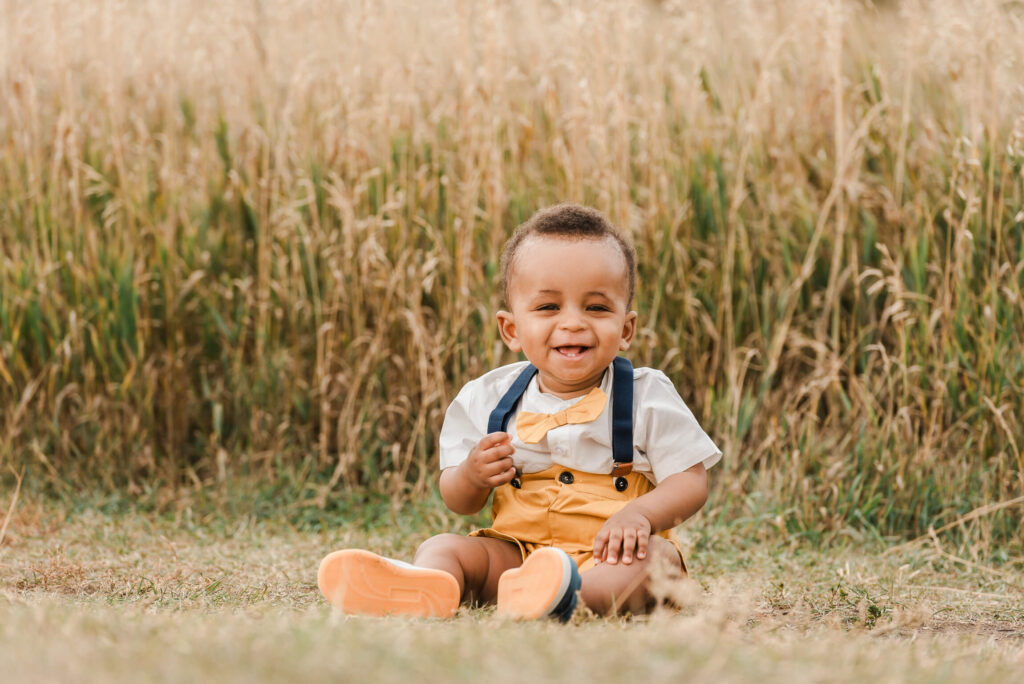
{"left": 558, "top": 311, "right": 586, "bottom": 329}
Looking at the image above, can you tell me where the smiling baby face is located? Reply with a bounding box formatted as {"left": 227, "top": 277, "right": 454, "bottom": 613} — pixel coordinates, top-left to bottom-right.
{"left": 497, "top": 234, "right": 636, "bottom": 398}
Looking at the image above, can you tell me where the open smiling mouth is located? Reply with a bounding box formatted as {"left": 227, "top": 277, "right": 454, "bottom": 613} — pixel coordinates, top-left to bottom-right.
{"left": 555, "top": 346, "right": 590, "bottom": 358}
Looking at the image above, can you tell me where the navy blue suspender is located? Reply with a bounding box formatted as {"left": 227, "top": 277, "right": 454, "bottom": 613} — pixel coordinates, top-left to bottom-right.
{"left": 609, "top": 357, "right": 634, "bottom": 477}
{"left": 485, "top": 357, "right": 634, "bottom": 477}
{"left": 486, "top": 364, "right": 538, "bottom": 434}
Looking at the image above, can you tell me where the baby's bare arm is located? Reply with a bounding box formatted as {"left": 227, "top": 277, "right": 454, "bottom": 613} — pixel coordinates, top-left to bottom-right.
{"left": 439, "top": 432, "right": 517, "bottom": 515}
{"left": 628, "top": 462, "right": 709, "bottom": 532}
{"left": 593, "top": 462, "right": 708, "bottom": 565}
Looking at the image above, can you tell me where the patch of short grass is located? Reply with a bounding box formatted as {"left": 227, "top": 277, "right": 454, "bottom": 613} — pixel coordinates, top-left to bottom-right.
{"left": 1, "top": 498, "right": 1022, "bottom": 682}
{"left": 2, "top": 598, "right": 1022, "bottom": 684}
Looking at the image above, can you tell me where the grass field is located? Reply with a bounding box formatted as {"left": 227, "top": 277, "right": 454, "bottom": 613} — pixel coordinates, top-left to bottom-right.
{"left": 2, "top": 498, "right": 1023, "bottom": 682}
{"left": 2, "top": 0, "right": 1024, "bottom": 679}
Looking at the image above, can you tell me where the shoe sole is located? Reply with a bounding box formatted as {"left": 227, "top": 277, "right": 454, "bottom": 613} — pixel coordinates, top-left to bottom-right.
{"left": 317, "top": 549, "right": 460, "bottom": 618}
{"left": 496, "top": 547, "right": 580, "bottom": 621}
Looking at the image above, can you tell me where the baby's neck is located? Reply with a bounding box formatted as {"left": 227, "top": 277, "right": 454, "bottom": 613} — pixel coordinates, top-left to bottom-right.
{"left": 535, "top": 375, "right": 603, "bottom": 400}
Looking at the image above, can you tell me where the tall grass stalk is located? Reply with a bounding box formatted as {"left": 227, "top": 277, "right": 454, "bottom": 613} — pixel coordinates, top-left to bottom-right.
{"left": 1, "top": 0, "right": 1022, "bottom": 546}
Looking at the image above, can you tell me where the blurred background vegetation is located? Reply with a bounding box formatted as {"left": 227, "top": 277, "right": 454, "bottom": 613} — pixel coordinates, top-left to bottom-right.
{"left": 1, "top": 0, "right": 1021, "bottom": 548}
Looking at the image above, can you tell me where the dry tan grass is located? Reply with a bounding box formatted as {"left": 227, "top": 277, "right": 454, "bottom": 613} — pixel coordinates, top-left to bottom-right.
{"left": 1, "top": 500, "right": 1022, "bottom": 682}
{"left": 2, "top": 598, "right": 1023, "bottom": 683}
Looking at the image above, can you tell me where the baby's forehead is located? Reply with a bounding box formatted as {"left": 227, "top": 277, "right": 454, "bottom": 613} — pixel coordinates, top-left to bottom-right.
{"left": 515, "top": 233, "right": 620, "bottom": 258}
{"left": 509, "top": 234, "right": 630, "bottom": 286}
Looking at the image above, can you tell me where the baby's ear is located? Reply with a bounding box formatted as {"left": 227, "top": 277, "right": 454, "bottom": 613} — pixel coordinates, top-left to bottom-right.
{"left": 496, "top": 311, "right": 522, "bottom": 352}
{"left": 619, "top": 310, "right": 638, "bottom": 350}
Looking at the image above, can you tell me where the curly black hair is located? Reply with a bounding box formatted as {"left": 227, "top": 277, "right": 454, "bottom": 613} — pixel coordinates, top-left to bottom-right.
{"left": 499, "top": 203, "right": 636, "bottom": 307}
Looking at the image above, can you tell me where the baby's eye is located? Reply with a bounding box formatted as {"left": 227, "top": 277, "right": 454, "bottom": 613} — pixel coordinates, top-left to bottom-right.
{"left": 536, "top": 304, "right": 558, "bottom": 311}
{"left": 587, "top": 304, "right": 610, "bottom": 312}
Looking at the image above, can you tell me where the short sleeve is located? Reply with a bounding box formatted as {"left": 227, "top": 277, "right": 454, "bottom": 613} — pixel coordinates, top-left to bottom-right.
{"left": 438, "top": 363, "right": 530, "bottom": 470}
{"left": 438, "top": 382, "right": 487, "bottom": 470}
{"left": 635, "top": 370, "right": 722, "bottom": 483}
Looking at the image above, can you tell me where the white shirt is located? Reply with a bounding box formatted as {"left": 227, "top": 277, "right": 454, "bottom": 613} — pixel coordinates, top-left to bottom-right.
{"left": 439, "top": 361, "right": 721, "bottom": 484}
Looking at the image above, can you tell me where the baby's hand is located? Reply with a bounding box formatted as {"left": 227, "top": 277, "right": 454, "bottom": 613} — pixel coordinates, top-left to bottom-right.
{"left": 462, "top": 432, "right": 517, "bottom": 490}
{"left": 592, "top": 509, "right": 652, "bottom": 566}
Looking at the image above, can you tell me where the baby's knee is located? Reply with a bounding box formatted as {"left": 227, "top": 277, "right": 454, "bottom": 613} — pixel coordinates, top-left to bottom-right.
{"left": 415, "top": 533, "right": 464, "bottom": 559}
{"left": 646, "top": 536, "right": 685, "bottom": 573}
{"left": 647, "top": 535, "right": 679, "bottom": 558}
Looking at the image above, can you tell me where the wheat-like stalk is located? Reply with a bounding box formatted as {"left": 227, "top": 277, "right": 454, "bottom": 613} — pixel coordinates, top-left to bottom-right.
{"left": 0, "top": 0, "right": 1021, "bottom": 544}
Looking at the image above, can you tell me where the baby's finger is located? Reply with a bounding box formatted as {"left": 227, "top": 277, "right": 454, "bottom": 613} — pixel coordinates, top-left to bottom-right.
{"left": 482, "top": 442, "right": 515, "bottom": 462}
{"left": 592, "top": 528, "right": 609, "bottom": 564}
{"left": 636, "top": 528, "right": 651, "bottom": 560}
{"left": 487, "top": 465, "right": 516, "bottom": 487}
{"left": 482, "top": 456, "right": 515, "bottom": 478}
{"left": 605, "top": 527, "right": 624, "bottom": 565}
{"left": 621, "top": 527, "right": 638, "bottom": 564}
{"left": 479, "top": 432, "right": 511, "bottom": 449}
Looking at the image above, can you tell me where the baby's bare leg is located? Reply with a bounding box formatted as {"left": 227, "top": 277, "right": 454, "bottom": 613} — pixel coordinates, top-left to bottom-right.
{"left": 580, "top": 536, "right": 684, "bottom": 615}
{"left": 414, "top": 534, "right": 523, "bottom": 605}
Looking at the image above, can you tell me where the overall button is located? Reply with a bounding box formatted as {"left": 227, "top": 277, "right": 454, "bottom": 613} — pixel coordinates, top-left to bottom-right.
{"left": 558, "top": 471, "right": 574, "bottom": 485}
{"left": 510, "top": 477, "right": 522, "bottom": 489}
{"left": 614, "top": 476, "right": 629, "bottom": 492}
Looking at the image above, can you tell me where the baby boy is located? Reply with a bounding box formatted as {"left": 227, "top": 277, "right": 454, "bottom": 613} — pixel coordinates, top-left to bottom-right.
{"left": 318, "top": 203, "right": 721, "bottom": 619}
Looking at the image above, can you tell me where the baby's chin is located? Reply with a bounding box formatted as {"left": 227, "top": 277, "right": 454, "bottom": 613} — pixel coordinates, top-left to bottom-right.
{"left": 535, "top": 364, "right": 610, "bottom": 396}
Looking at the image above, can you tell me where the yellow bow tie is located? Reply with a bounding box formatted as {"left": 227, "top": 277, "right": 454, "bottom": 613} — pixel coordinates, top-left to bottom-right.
{"left": 515, "top": 386, "right": 608, "bottom": 444}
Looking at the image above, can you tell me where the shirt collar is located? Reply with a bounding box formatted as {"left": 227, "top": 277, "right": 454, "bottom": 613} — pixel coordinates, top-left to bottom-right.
{"left": 520, "top": 361, "right": 615, "bottom": 412}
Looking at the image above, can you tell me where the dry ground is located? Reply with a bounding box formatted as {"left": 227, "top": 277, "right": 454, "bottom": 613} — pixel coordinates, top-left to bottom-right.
{"left": 1, "top": 497, "right": 1022, "bottom": 683}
